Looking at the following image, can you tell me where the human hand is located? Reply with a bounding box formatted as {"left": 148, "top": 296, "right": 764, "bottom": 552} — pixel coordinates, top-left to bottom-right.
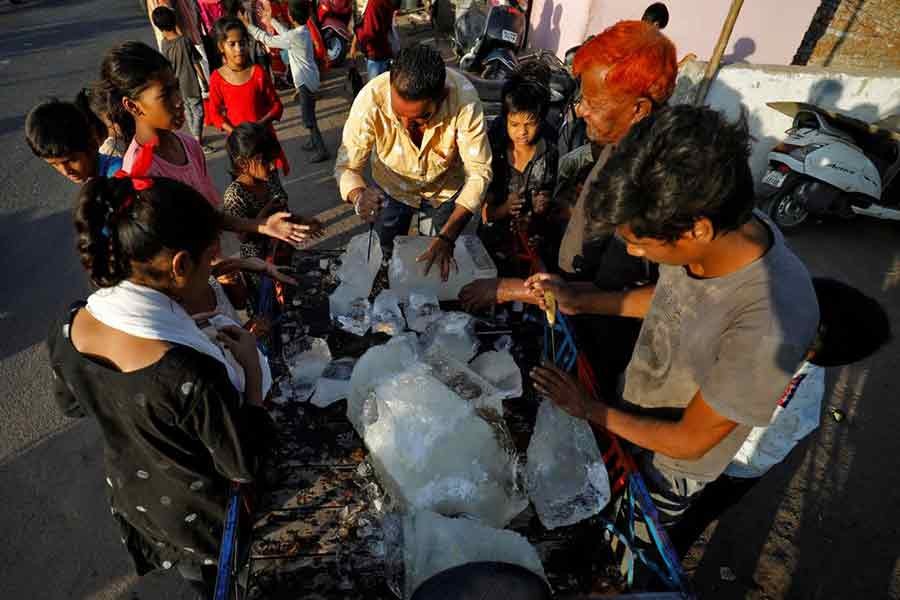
{"left": 459, "top": 278, "right": 499, "bottom": 311}
{"left": 533, "top": 191, "right": 551, "bottom": 215}
{"left": 262, "top": 211, "right": 321, "bottom": 246}
{"left": 237, "top": 7, "right": 251, "bottom": 26}
{"left": 530, "top": 361, "right": 601, "bottom": 421}
{"left": 351, "top": 187, "right": 385, "bottom": 224}
{"left": 524, "top": 273, "right": 579, "bottom": 314}
{"left": 233, "top": 256, "right": 299, "bottom": 286}
{"left": 499, "top": 190, "right": 525, "bottom": 220}
{"left": 217, "top": 325, "right": 262, "bottom": 376}
{"left": 417, "top": 236, "right": 457, "bottom": 281}
{"left": 259, "top": 2, "right": 272, "bottom": 24}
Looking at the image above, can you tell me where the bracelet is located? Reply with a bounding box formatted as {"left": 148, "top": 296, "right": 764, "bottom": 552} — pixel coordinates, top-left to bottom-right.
{"left": 437, "top": 233, "right": 455, "bottom": 246}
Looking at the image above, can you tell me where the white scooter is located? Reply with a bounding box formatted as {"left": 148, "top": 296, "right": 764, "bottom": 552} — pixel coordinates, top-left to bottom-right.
{"left": 758, "top": 101, "right": 900, "bottom": 230}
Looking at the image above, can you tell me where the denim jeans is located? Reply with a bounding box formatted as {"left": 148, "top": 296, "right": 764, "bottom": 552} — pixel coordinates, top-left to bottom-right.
{"left": 367, "top": 58, "right": 390, "bottom": 80}
{"left": 183, "top": 96, "right": 204, "bottom": 140}
{"left": 375, "top": 194, "right": 457, "bottom": 256}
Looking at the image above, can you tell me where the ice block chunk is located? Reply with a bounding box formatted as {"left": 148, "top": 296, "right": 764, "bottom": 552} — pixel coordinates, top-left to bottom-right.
{"left": 329, "top": 231, "right": 383, "bottom": 336}
{"left": 422, "top": 346, "right": 505, "bottom": 416}
{"left": 470, "top": 350, "right": 523, "bottom": 400}
{"left": 402, "top": 511, "right": 547, "bottom": 599}
{"left": 347, "top": 333, "right": 421, "bottom": 433}
{"left": 310, "top": 357, "right": 357, "bottom": 407}
{"left": 419, "top": 311, "right": 479, "bottom": 363}
{"left": 526, "top": 399, "right": 611, "bottom": 529}
{"left": 363, "top": 363, "right": 527, "bottom": 528}
{"left": 405, "top": 292, "right": 442, "bottom": 333}
{"left": 389, "top": 235, "right": 497, "bottom": 301}
{"left": 287, "top": 338, "right": 332, "bottom": 401}
{"left": 329, "top": 286, "right": 371, "bottom": 336}
{"left": 372, "top": 289, "right": 405, "bottom": 336}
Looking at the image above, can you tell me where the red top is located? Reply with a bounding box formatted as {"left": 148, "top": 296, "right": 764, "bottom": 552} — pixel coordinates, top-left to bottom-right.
{"left": 207, "top": 65, "right": 289, "bottom": 174}
{"left": 355, "top": 0, "right": 396, "bottom": 61}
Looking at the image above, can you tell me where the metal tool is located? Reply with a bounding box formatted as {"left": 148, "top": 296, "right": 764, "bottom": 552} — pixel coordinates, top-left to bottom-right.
{"left": 544, "top": 291, "right": 557, "bottom": 364}
{"left": 366, "top": 223, "right": 374, "bottom": 263}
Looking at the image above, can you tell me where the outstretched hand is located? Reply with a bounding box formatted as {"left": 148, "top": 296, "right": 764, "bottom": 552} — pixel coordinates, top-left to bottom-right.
{"left": 524, "top": 273, "right": 580, "bottom": 315}
{"left": 262, "top": 212, "right": 323, "bottom": 246}
{"left": 530, "top": 361, "right": 603, "bottom": 421}
{"left": 417, "top": 236, "right": 457, "bottom": 282}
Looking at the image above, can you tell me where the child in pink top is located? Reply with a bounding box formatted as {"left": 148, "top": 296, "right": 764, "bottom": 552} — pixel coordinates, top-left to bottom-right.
{"left": 96, "top": 41, "right": 317, "bottom": 245}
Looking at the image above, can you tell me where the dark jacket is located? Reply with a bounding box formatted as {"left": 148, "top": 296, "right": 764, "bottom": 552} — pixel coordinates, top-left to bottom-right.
{"left": 486, "top": 118, "right": 559, "bottom": 210}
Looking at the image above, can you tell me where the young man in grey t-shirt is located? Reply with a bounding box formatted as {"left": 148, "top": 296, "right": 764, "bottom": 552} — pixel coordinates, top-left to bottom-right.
{"left": 529, "top": 105, "right": 820, "bottom": 526}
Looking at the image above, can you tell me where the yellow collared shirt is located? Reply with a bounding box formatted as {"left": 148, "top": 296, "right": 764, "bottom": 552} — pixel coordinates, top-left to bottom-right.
{"left": 334, "top": 69, "right": 492, "bottom": 214}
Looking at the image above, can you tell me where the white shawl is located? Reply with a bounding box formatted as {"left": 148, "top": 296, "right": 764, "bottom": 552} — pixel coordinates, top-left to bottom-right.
{"left": 86, "top": 280, "right": 272, "bottom": 399}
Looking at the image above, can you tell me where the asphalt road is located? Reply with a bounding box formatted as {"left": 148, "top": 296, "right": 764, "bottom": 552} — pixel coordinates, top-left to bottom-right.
{"left": 1, "top": 1, "right": 898, "bottom": 599}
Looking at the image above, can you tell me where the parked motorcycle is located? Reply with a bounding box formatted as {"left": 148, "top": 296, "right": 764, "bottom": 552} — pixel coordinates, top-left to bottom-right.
{"left": 760, "top": 101, "right": 900, "bottom": 230}
{"left": 455, "top": 0, "right": 526, "bottom": 80}
{"left": 313, "top": 0, "right": 353, "bottom": 66}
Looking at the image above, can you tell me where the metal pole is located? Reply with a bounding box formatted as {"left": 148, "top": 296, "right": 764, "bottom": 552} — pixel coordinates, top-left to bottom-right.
{"left": 694, "top": 0, "right": 745, "bottom": 105}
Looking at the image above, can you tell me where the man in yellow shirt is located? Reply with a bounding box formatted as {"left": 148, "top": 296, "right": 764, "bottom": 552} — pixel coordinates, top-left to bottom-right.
{"left": 334, "top": 44, "right": 492, "bottom": 279}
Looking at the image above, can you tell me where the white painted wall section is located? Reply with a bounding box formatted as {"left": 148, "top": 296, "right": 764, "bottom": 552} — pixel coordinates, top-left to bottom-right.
{"left": 671, "top": 62, "right": 900, "bottom": 180}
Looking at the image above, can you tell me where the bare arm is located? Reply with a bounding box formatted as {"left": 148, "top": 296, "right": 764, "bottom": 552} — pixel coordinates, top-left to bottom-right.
{"left": 526, "top": 273, "right": 655, "bottom": 319}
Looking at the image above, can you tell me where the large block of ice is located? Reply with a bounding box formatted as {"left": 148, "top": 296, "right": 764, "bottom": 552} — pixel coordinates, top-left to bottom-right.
{"left": 405, "top": 292, "right": 442, "bottom": 333}
{"left": 347, "top": 333, "right": 421, "bottom": 434}
{"left": 470, "top": 350, "right": 523, "bottom": 400}
{"left": 526, "top": 399, "right": 611, "bottom": 530}
{"left": 389, "top": 235, "right": 497, "bottom": 301}
{"left": 358, "top": 362, "right": 527, "bottom": 528}
{"left": 419, "top": 311, "right": 479, "bottom": 363}
{"left": 372, "top": 289, "right": 405, "bottom": 336}
{"left": 287, "top": 337, "right": 332, "bottom": 401}
{"left": 402, "top": 511, "right": 546, "bottom": 599}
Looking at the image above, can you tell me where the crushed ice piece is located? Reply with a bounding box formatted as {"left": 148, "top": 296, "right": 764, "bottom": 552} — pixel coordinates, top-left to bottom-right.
{"left": 347, "top": 333, "right": 421, "bottom": 434}
{"left": 372, "top": 289, "right": 405, "bottom": 336}
{"left": 362, "top": 362, "right": 527, "bottom": 528}
{"left": 405, "top": 292, "right": 442, "bottom": 333}
{"left": 470, "top": 350, "right": 522, "bottom": 400}
{"left": 328, "top": 231, "right": 382, "bottom": 336}
{"left": 420, "top": 311, "right": 479, "bottom": 363}
{"left": 526, "top": 399, "right": 611, "bottom": 529}
{"left": 401, "top": 511, "right": 546, "bottom": 598}
{"left": 388, "top": 235, "right": 498, "bottom": 301}
{"left": 288, "top": 338, "right": 332, "bottom": 402}
{"left": 494, "top": 334, "right": 514, "bottom": 352}
{"left": 422, "top": 346, "right": 505, "bottom": 415}
{"left": 310, "top": 357, "right": 357, "bottom": 407}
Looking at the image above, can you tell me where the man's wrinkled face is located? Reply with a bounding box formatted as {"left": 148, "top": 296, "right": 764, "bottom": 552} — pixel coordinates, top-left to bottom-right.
{"left": 390, "top": 86, "right": 439, "bottom": 139}
{"left": 576, "top": 65, "right": 646, "bottom": 145}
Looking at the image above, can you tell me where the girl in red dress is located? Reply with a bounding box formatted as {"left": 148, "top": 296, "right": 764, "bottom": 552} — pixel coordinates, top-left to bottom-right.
{"left": 207, "top": 16, "right": 290, "bottom": 175}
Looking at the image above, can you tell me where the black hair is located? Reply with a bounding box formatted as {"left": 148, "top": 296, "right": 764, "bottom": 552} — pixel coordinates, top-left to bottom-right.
{"left": 151, "top": 6, "right": 177, "bottom": 32}
{"left": 75, "top": 176, "right": 222, "bottom": 288}
{"left": 390, "top": 44, "right": 446, "bottom": 102}
{"left": 226, "top": 122, "right": 281, "bottom": 178}
{"left": 808, "top": 277, "right": 891, "bottom": 367}
{"left": 642, "top": 2, "right": 669, "bottom": 29}
{"left": 501, "top": 75, "right": 550, "bottom": 123}
{"left": 215, "top": 16, "right": 248, "bottom": 47}
{"left": 25, "top": 99, "right": 97, "bottom": 159}
{"left": 586, "top": 105, "right": 755, "bottom": 243}
{"left": 221, "top": 0, "right": 244, "bottom": 17}
{"left": 74, "top": 88, "right": 110, "bottom": 142}
{"left": 95, "top": 41, "right": 172, "bottom": 142}
{"left": 288, "top": 0, "right": 310, "bottom": 24}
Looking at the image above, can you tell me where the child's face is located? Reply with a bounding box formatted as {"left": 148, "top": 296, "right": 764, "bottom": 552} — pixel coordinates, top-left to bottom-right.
{"left": 244, "top": 155, "right": 275, "bottom": 181}
{"left": 130, "top": 69, "right": 185, "bottom": 132}
{"left": 45, "top": 152, "right": 98, "bottom": 184}
{"left": 506, "top": 111, "right": 540, "bottom": 147}
{"left": 220, "top": 29, "right": 249, "bottom": 69}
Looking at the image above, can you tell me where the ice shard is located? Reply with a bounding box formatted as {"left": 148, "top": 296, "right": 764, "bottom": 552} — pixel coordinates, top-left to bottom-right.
{"left": 526, "top": 399, "right": 611, "bottom": 530}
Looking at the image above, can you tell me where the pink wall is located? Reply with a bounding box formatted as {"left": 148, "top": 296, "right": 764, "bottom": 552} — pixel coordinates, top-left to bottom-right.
{"left": 528, "top": 0, "right": 821, "bottom": 66}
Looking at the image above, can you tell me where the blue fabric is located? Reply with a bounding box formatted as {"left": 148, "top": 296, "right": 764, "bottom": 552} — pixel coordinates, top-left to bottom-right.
{"left": 98, "top": 153, "right": 123, "bottom": 177}
{"left": 367, "top": 58, "right": 390, "bottom": 80}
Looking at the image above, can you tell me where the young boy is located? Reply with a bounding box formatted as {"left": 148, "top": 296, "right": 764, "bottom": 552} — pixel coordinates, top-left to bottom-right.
{"left": 151, "top": 5, "right": 211, "bottom": 153}
{"left": 240, "top": 0, "right": 329, "bottom": 162}
{"left": 25, "top": 99, "right": 123, "bottom": 183}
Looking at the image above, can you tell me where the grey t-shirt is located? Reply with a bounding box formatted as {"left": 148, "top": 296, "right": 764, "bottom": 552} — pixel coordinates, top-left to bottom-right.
{"left": 621, "top": 214, "right": 819, "bottom": 482}
{"left": 162, "top": 36, "right": 202, "bottom": 100}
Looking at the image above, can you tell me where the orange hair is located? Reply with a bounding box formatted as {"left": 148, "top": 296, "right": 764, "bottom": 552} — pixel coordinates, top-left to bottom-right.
{"left": 573, "top": 20, "right": 677, "bottom": 105}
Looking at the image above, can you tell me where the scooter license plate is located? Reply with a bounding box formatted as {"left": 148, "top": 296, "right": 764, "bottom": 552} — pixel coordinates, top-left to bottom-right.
{"left": 762, "top": 170, "right": 787, "bottom": 188}
{"left": 501, "top": 29, "right": 519, "bottom": 44}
